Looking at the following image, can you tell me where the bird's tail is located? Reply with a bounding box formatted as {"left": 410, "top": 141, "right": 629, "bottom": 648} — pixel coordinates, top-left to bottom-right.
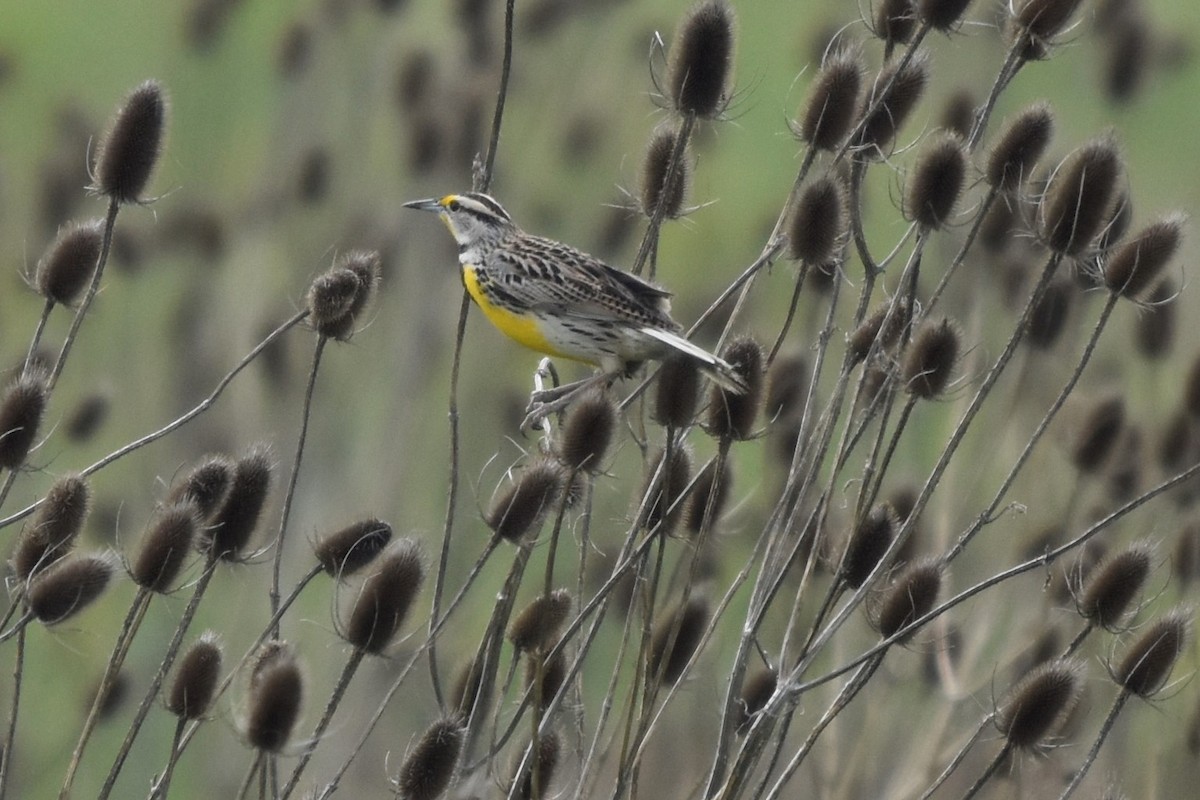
{"left": 641, "top": 327, "right": 748, "bottom": 394}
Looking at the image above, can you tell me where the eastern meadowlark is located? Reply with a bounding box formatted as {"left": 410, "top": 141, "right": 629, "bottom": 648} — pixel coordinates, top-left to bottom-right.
{"left": 405, "top": 192, "right": 746, "bottom": 415}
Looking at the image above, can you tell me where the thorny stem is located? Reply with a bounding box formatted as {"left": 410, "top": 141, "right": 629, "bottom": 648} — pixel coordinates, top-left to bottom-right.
{"left": 22, "top": 299, "right": 54, "bottom": 377}
{"left": 147, "top": 717, "right": 188, "bottom": 800}
{"left": 960, "top": 741, "right": 1013, "bottom": 800}
{"left": 915, "top": 713, "right": 996, "bottom": 800}
{"left": 0, "top": 627, "right": 26, "bottom": 800}
{"left": 1057, "top": 691, "right": 1131, "bottom": 800}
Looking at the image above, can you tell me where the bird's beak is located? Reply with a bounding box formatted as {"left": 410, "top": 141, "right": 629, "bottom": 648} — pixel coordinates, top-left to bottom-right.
{"left": 403, "top": 198, "right": 442, "bottom": 213}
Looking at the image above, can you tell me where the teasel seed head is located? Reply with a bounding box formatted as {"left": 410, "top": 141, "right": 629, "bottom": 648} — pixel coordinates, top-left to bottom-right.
{"left": 918, "top": 0, "right": 973, "bottom": 32}
{"left": 28, "top": 553, "right": 114, "bottom": 625}
{"left": 65, "top": 392, "right": 110, "bottom": 442}
{"left": 93, "top": 80, "right": 167, "bottom": 203}
{"left": 1008, "top": 0, "right": 1086, "bottom": 60}
{"left": 396, "top": 717, "right": 464, "bottom": 800}
{"left": 903, "top": 317, "right": 961, "bottom": 399}
{"left": 873, "top": 0, "right": 916, "bottom": 48}
{"left": 1115, "top": 608, "right": 1190, "bottom": 697}
{"left": 512, "top": 730, "right": 561, "bottom": 800}
{"left": 998, "top": 658, "right": 1085, "bottom": 749}
{"left": 35, "top": 219, "right": 103, "bottom": 306}
{"left": 343, "top": 538, "right": 425, "bottom": 654}
{"left": 877, "top": 557, "right": 942, "bottom": 641}
{"left": 796, "top": 49, "right": 862, "bottom": 151}
{"left": 705, "top": 336, "right": 763, "bottom": 441}
{"left": 524, "top": 649, "right": 568, "bottom": 714}
{"left": 906, "top": 132, "right": 966, "bottom": 230}
{"left": 1105, "top": 15, "right": 1150, "bottom": 104}
{"left": 641, "top": 445, "right": 692, "bottom": 536}
{"left": 1039, "top": 136, "right": 1123, "bottom": 256}
{"left": 314, "top": 518, "right": 393, "bottom": 577}
{"left": 557, "top": 388, "right": 616, "bottom": 474}
{"left": 787, "top": 175, "right": 846, "bottom": 264}
{"left": 201, "top": 445, "right": 273, "bottom": 562}
{"left": 986, "top": 102, "right": 1055, "bottom": 192}
{"left": 1103, "top": 214, "right": 1185, "bottom": 299}
{"left": 1134, "top": 280, "right": 1176, "bottom": 360}
{"left": 841, "top": 503, "right": 896, "bottom": 589}
{"left": 12, "top": 473, "right": 91, "bottom": 580}
{"left": 853, "top": 52, "right": 929, "bottom": 157}
{"left": 131, "top": 502, "right": 199, "bottom": 593}
{"left": 166, "top": 454, "right": 234, "bottom": 521}
{"left": 243, "top": 645, "right": 303, "bottom": 752}
{"left": 734, "top": 667, "right": 776, "bottom": 736}
{"left": 1071, "top": 395, "right": 1125, "bottom": 474}
{"left": 509, "top": 589, "right": 573, "bottom": 652}
{"left": 682, "top": 458, "right": 731, "bottom": 537}
{"left": 640, "top": 128, "right": 690, "bottom": 220}
{"left": 486, "top": 459, "right": 564, "bottom": 543}
{"left": 939, "top": 89, "right": 975, "bottom": 139}
{"left": 649, "top": 596, "right": 710, "bottom": 686}
{"left": 666, "top": 1, "right": 736, "bottom": 118}
{"left": 450, "top": 656, "right": 484, "bottom": 718}
{"left": 1025, "top": 280, "right": 1071, "bottom": 350}
{"left": 849, "top": 299, "right": 910, "bottom": 366}
{"left": 1078, "top": 542, "right": 1154, "bottom": 630}
{"left": 765, "top": 353, "right": 808, "bottom": 423}
{"left": 167, "top": 632, "right": 222, "bottom": 720}
{"left": 654, "top": 354, "right": 701, "bottom": 428}
{"left": 0, "top": 370, "right": 49, "bottom": 470}
{"left": 308, "top": 250, "right": 381, "bottom": 340}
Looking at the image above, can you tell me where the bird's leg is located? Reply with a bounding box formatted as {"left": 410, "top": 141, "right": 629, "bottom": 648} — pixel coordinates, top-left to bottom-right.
{"left": 522, "top": 371, "right": 615, "bottom": 431}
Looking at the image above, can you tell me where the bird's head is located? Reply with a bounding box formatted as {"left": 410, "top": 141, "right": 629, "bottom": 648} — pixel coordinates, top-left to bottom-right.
{"left": 403, "top": 192, "right": 515, "bottom": 248}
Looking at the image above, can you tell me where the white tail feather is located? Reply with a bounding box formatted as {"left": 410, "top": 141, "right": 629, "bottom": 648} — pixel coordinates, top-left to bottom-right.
{"left": 640, "top": 327, "right": 747, "bottom": 394}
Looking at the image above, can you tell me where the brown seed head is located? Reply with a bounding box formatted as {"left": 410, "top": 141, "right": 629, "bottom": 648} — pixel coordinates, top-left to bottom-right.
{"left": 1009, "top": 0, "right": 1087, "bottom": 60}
{"left": 1025, "top": 280, "right": 1071, "bottom": 350}
{"left": 877, "top": 557, "right": 942, "bottom": 641}
{"left": 733, "top": 667, "right": 776, "bottom": 736}
{"left": 65, "top": 392, "right": 111, "bottom": 442}
{"left": 907, "top": 132, "right": 966, "bottom": 230}
{"left": 654, "top": 354, "right": 701, "bottom": 428}
{"left": 524, "top": 650, "right": 568, "bottom": 714}
{"left": 513, "top": 730, "right": 561, "bottom": 800}
{"left": 509, "top": 589, "right": 573, "bottom": 652}
{"left": 641, "top": 445, "right": 692, "bottom": 536}
{"left": 918, "top": 0, "right": 973, "bottom": 32}
{"left": 93, "top": 80, "right": 167, "bottom": 203}
{"left": 0, "top": 371, "right": 48, "bottom": 470}
{"left": 1040, "top": 137, "right": 1123, "bottom": 256}
{"left": 397, "top": 717, "right": 464, "bottom": 800}
{"left": 244, "top": 647, "right": 303, "bottom": 752}
{"left": 36, "top": 219, "right": 103, "bottom": 306}
{"left": 797, "top": 49, "right": 862, "bottom": 151}
{"left": 853, "top": 52, "right": 929, "bottom": 157}
{"left": 314, "top": 518, "right": 393, "bottom": 577}
{"left": 706, "top": 336, "right": 763, "bottom": 440}
{"left": 649, "top": 596, "right": 710, "bottom": 686}
{"left": 1105, "top": 15, "right": 1150, "bottom": 104}
{"left": 131, "top": 502, "right": 199, "bottom": 592}
{"left": 640, "top": 128, "right": 690, "bottom": 220}
{"left": 667, "top": 1, "right": 736, "bottom": 118}
{"left": 557, "top": 389, "right": 616, "bottom": 474}
{"left": 308, "top": 251, "right": 381, "bottom": 340}
{"left": 343, "top": 538, "right": 425, "bottom": 654}
{"left": 1071, "top": 395, "right": 1125, "bottom": 474}
{"left": 903, "top": 317, "right": 961, "bottom": 399}
{"left": 873, "top": 0, "right": 916, "bottom": 47}
{"left": 1116, "top": 609, "right": 1190, "bottom": 697}
{"left": 1103, "top": 214, "right": 1185, "bottom": 298}
{"left": 849, "top": 299, "right": 910, "bottom": 365}
{"left": 1079, "top": 542, "right": 1154, "bottom": 629}
{"left": 842, "top": 504, "right": 896, "bottom": 589}
{"left": 166, "top": 454, "right": 234, "bottom": 521}
{"left": 167, "top": 632, "right": 222, "bottom": 720}
{"left": 682, "top": 458, "right": 731, "bottom": 537}
{"left": 1135, "top": 280, "right": 1176, "bottom": 360}
{"left": 28, "top": 553, "right": 114, "bottom": 625}
{"left": 986, "top": 102, "right": 1055, "bottom": 192}
{"left": 939, "top": 89, "right": 975, "bottom": 139}
{"left": 998, "top": 658, "right": 1085, "bottom": 749}
{"left": 765, "top": 353, "right": 808, "bottom": 422}
{"left": 202, "top": 446, "right": 272, "bottom": 561}
{"left": 486, "top": 459, "right": 564, "bottom": 543}
{"left": 787, "top": 176, "right": 846, "bottom": 264}
{"left": 13, "top": 473, "right": 91, "bottom": 580}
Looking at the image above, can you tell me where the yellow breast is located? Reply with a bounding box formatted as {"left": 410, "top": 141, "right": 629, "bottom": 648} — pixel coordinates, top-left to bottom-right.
{"left": 461, "top": 267, "right": 566, "bottom": 358}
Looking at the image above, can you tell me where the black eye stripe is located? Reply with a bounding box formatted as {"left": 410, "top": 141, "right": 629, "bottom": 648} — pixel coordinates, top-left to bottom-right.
{"left": 463, "top": 193, "right": 511, "bottom": 221}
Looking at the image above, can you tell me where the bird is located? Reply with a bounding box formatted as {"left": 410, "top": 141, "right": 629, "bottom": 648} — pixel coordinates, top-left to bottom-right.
{"left": 404, "top": 192, "right": 746, "bottom": 420}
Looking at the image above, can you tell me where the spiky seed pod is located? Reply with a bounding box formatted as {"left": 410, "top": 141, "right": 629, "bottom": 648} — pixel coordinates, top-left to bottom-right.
{"left": 36, "top": 219, "right": 103, "bottom": 306}
{"left": 202, "top": 446, "right": 272, "bottom": 561}
{"left": 167, "top": 632, "right": 222, "bottom": 720}
{"left": 842, "top": 504, "right": 896, "bottom": 589}
{"left": 131, "top": 502, "right": 199, "bottom": 593}
{"left": 998, "top": 659, "right": 1085, "bottom": 749}
{"left": 979, "top": 200, "right": 1018, "bottom": 253}
{"left": 654, "top": 354, "right": 701, "bottom": 428}
{"left": 986, "top": 103, "right": 1054, "bottom": 192}
{"left": 849, "top": 300, "right": 910, "bottom": 365}
{"left": 1116, "top": 609, "right": 1190, "bottom": 697}
{"left": 666, "top": 1, "right": 735, "bottom": 118}
{"left": 640, "top": 129, "right": 690, "bottom": 220}
{"left": 765, "top": 354, "right": 808, "bottom": 422}
{"left": 1072, "top": 395, "right": 1125, "bottom": 474}
{"left": 1105, "top": 16, "right": 1149, "bottom": 104}
{"left": 524, "top": 650, "right": 567, "bottom": 713}
{"left": 450, "top": 657, "right": 483, "bottom": 718}
{"left": 734, "top": 667, "right": 776, "bottom": 736}
{"left": 93, "top": 80, "right": 167, "bottom": 203}
{"left": 918, "top": 0, "right": 973, "bottom": 31}
{"left": 1025, "top": 281, "right": 1071, "bottom": 350}
{"left": 874, "top": 0, "right": 916, "bottom": 47}
{"left": 65, "top": 392, "right": 110, "bottom": 442}
{"left": 1098, "top": 193, "right": 1134, "bottom": 255}
{"left": 682, "top": 458, "right": 731, "bottom": 536}
{"left": 939, "top": 89, "right": 975, "bottom": 139}
{"left": 509, "top": 589, "right": 573, "bottom": 652}
{"left": 906, "top": 133, "right": 966, "bottom": 230}
{"left": 1039, "top": 138, "right": 1123, "bottom": 256}
{"left": 642, "top": 445, "right": 692, "bottom": 536}
{"left": 397, "top": 717, "right": 464, "bottom": 800}
{"left": 244, "top": 647, "right": 303, "bottom": 752}
{"left": 486, "top": 459, "right": 564, "bottom": 543}
{"left": 557, "top": 389, "right": 616, "bottom": 473}
{"left": 89, "top": 673, "right": 130, "bottom": 722}
{"left": 1103, "top": 215, "right": 1185, "bottom": 298}
{"left": 0, "top": 371, "right": 48, "bottom": 470}
{"left": 903, "top": 318, "right": 960, "bottom": 399}
{"left": 12, "top": 473, "right": 91, "bottom": 581}
{"left": 1009, "top": 0, "right": 1088, "bottom": 60}
{"left": 166, "top": 454, "right": 234, "bottom": 521}
{"left": 706, "top": 337, "right": 763, "bottom": 440}
{"left": 787, "top": 176, "right": 846, "bottom": 264}
{"left": 513, "top": 730, "right": 562, "bottom": 800}
{"left": 308, "top": 251, "right": 381, "bottom": 340}
{"left": 249, "top": 641, "right": 292, "bottom": 687}
{"left": 649, "top": 596, "right": 710, "bottom": 686}
{"left": 1079, "top": 542, "right": 1154, "bottom": 630}
{"left": 314, "top": 518, "right": 392, "bottom": 577}
{"left": 343, "top": 539, "right": 425, "bottom": 654}
{"left": 853, "top": 53, "right": 929, "bottom": 156}
{"left": 27, "top": 554, "right": 114, "bottom": 624}
{"left": 797, "top": 49, "right": 862, "bottom": 151}
{"left": 1173, "top": 523, "right": 1200, "bottom": 587}
{"left": 877, "top": 558, "right": 941, "bottom": 641}
{"left": 1135, "top": 280, "right": 1176, "bottom": 359}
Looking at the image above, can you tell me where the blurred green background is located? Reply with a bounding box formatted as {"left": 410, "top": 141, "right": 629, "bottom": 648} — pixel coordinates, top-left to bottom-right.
{"left": 1, "top": 0, "right": 1199, "bottom": 797}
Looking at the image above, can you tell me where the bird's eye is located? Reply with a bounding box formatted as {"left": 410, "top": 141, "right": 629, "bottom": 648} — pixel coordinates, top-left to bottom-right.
{"left": 447, "top": 199, "right": 462, "bottom": 212}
